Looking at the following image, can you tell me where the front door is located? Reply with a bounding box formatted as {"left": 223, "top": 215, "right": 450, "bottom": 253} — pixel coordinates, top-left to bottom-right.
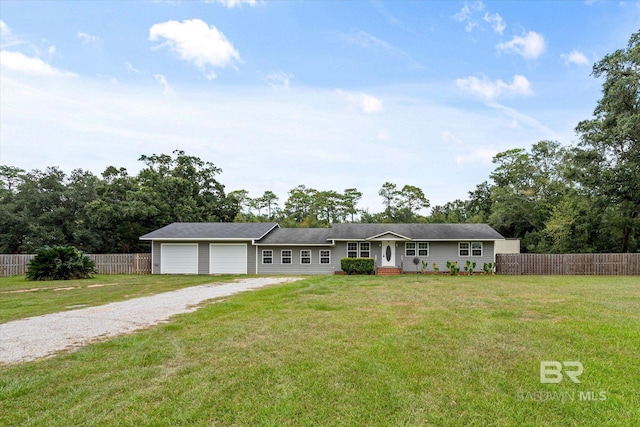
{"left": 381, "top": 241, "right": 395, "bottom": 267}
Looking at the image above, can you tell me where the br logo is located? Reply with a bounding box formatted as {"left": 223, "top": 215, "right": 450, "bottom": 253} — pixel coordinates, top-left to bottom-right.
{"left": 540, "top": 361, "right": 584, "bottom": 384}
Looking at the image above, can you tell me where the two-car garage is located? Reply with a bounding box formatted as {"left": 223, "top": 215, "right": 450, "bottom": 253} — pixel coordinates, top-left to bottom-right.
{"left": 160, "top": 243, "right": 247, "bottom": 274}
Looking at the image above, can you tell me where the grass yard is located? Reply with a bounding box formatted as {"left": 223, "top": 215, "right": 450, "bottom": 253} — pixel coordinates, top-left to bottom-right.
{"left": 0, "top": 274, "right": 240, "bottom": 323}
{"left": 1, "top": 274, "right": 639, "bottom": 426}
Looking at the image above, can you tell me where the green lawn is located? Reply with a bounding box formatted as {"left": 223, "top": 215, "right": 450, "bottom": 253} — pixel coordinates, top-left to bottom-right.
{"left": 0, "top": 274, "right": 240, "bottom": 323}
{"left": 1, "top": 275, "right": 639, "bottom": 426}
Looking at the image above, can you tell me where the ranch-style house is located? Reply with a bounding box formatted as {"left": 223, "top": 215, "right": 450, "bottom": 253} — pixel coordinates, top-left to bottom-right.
{"left": 140, "top": 222, "right": 506, "bottom": 275}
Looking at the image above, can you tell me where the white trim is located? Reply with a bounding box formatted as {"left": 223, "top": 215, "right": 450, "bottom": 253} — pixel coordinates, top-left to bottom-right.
{"left": 459, "top": 242, "right": 470, "bottom": 257}
{"left": 418, "top": 242, "right": 429, "bottom": 257}
{"left": 281, "top": 249, "right": 293, "bottom": 264}
{"left": 365, "top": 231, "right": 411, "bottom": 241}
{"left": 319, "top": 249, "right": 331, "bottom": 264}
{"left": 253, "top": 243, "right": 334, "bottom": 247}
{"left": 262, "top": 249, "right": 274, "bottom": 264}
{"left": 405, "top": 242, "right": 416, "bottom": 256}
{"left": 300, "top": 249, "right": 311, "bottom": 265}
{"left": 471, "top": 242, "right": 483, "bottom": 257}
{"left": 255, "top": 223, "right": 281, "bottom": 241}
{"left": 332, "top": 238, "right": 499, "bottom": 242}
{"left": 142, "top": 237, "right": 256, "bottom": 242}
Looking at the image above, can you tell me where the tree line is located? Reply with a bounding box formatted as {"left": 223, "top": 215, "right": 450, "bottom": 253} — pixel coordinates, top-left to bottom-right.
{"left": 1, "top": 31, "right": 638, "bottom": 254}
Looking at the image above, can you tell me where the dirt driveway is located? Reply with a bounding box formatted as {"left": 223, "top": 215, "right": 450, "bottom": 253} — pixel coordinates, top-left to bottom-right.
{"left": 0, "top": 277, "right": 301, "bottom": 365}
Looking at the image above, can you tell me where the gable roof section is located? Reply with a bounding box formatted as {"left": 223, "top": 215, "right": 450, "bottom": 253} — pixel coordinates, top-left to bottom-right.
{"left": 140, "top": 222, "right": 279, "bottom": 241}
{"left": 328, "top": 223, "right": 504, "bottom": 241}
{"left": 256, "top": 227, "right": 334, "bottom": 246}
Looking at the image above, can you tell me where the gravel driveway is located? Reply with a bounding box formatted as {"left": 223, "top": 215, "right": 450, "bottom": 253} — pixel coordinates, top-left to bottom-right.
{"left": 0, "top": 277, "right": 301, "bottom": 365}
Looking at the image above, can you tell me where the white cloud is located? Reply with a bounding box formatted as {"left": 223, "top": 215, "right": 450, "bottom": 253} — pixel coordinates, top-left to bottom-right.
{"left": 339, "top": 29, "right": 422, "bottom": 69}
{"left": 456, "top": 148, "right": 497, "bottom": 166}
{"left": 126, "top": 62, "right": 139, "bottom": 73}
{"left": 343, "top": 92, "right": 384, "bottom": 114}
{"left": 340, "top": 30, "right": 395, "bottom": 52}
{"left": 0, "top": 50, "right": 75, "bottom": 76}
{"left": 207, "top": 0, "right": 257, "bottom": 7}
{"left": 456, "top": 74, "right": 533, "bottom": 99}
{"left": 0, "top": 20, "right": 22, "bottom": 50}
{"left": 264, "top": 71, "right": 294, "bottom": 90}
{"left": 497, "top": 31, "right": 545, "bottom": 59}
{"left": 149, "top": 19, "right": 240, "bottom": 76}
{"left": 77, "top": 31, "right": 98, "bottom": 44}
{"left": 484, "top": 12, "right": 506, "bottom": 34}
{"left": 561, "top": 49, "right": 589, "bottom": 65}
{"left": 453, "top": 1, "right": 485, "bottom": 32}
{"left": 442, "top": 130, "right": 463, "bottom": 146}
{"left": 0, "top": 20, "right": 10, "bottom": 37}
{"left": 153, "top": 73, "right": 172, "bottom": 94}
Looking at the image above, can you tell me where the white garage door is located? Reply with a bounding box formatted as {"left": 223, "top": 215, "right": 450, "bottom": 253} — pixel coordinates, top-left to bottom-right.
{"left": 161, "top": 244, "right": 198, "bottom": 274}
{"left": 210, "top": 244, "right": 247, "bottom": 274}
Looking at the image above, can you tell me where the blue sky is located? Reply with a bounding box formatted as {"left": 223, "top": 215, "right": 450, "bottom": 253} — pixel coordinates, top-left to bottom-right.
{"left": 1, "top": 1, "right": 638, "bottom": 213}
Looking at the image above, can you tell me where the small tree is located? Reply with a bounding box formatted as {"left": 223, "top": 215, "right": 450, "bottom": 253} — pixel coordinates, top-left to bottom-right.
{"left": 26, "top": 246, "right": 96, "bottom": 281}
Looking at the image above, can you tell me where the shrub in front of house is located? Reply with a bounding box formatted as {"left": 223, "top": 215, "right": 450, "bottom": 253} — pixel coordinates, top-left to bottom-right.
{"left": 340, "top": 258, "right": 375, "bottom": 275}
{"left": 26, "top": 246, "right": 96, "bottom": 281}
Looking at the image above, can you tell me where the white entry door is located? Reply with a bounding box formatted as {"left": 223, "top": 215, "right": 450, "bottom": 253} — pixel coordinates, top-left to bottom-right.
{"left": 381, "top": 241, "right": 395, "bottom": 267}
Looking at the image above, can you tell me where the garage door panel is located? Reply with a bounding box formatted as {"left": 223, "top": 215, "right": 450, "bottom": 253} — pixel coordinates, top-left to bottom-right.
{"left": 210, "top": 244, "right": 247, "bottom": 274}
{"left": 161, "top": 244, "right": 198, "bottom": 274}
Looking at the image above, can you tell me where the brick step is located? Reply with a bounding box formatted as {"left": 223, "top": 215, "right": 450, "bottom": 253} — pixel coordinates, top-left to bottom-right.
{"left": 376, "top": 267, "right": 403, "bottom": 276}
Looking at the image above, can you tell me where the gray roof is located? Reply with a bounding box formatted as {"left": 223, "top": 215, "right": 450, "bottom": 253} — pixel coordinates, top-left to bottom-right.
{"left": 327, "top": 223, "right": 504, "bottom": 241}
{"left": 257, "top": 228, "right": 333, "bottom": 245}
{"left": 140, "top": 222, "right": 278, "bottom": 240}
{"left": 140, "top": 222, "right": 504, "bottom": 243}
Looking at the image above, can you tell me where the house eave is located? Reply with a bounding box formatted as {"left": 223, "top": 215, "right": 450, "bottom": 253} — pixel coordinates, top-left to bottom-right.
{"left": 139, "top": 237, "right": 257, "bottom": 242}
{"left": 254, "top": 243, "right": 336, "bottom": 247}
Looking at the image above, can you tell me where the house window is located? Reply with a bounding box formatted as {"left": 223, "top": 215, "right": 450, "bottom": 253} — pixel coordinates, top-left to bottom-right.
{"left": 459, "top": 242, "right": 470, "bottom": 257}
{"left": 418, "top": 242, "right": 429, "bottom": 256}
{"left": 348, "top": 242, "right": 370, "bottom": 258}
{"left": 347, "top": 242, "right": 358, "bottom": 258}
{"left": 262, "top": 250, "right": 273, "bottom": 264}
{"left": 281, "top": 250, "right": 292, "bottom": 264}
{"left": 471, "top": 242, "right": 483, "bottom": 257}
{"left": 405, "top": 242, "right": 416, "bottom": 256}
{"left": 320, "top": 250, "right": 331, "bottom": 264}
{"left": 359, "top": 242, "right": 370, "bottom": 258}
{"left": 300, "top": 250, "right": 311, "bottom": 264}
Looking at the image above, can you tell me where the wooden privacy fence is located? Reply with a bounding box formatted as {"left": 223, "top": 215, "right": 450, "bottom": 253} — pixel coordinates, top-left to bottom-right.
{"left": 496, "top": 253, "right": 640, "bottom": 275}
{"left": 0, "top": 253, "right": 151, "bottom": 277}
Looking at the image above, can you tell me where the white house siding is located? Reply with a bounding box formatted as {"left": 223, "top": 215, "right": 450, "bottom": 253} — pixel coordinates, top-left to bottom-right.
{"left": 256, "top": 246, "right": 339, "bottom": 275}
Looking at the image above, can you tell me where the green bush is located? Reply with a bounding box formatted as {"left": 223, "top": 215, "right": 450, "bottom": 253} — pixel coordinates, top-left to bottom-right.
{"left": 483, "top": 262, "right": 496, "bottom": 275}
{"left": 26, "top": 246, "right": 96, "bottom": 281}
{"left": 340, "top": 258, "right": 375, "bottom": 275}
{"left": 446, "top": 261, "right": 460, "bottom": 276}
